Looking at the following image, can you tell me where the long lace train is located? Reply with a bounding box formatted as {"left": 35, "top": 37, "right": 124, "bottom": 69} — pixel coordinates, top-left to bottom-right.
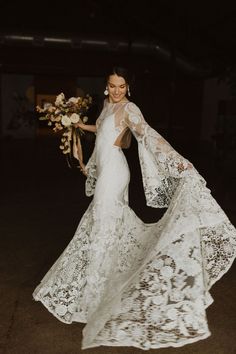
{"left": 33, "top": 99, "right": 236, "bottom": 350}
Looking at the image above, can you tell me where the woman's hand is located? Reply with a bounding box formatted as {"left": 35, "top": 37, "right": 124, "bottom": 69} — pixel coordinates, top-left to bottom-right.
{"left": 74, "top": 122, "right": 97, "bottom": 133}
{"left": 74, "top": 122, "right": 86, "bottom": 130}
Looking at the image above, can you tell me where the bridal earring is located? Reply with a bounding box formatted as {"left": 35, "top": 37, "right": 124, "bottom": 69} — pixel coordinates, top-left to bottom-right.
{"left": 127, "top": 86, "right": 131, "bottom": 97}
{"left": 104, "top": 88, "right": 108, "bottom": 96}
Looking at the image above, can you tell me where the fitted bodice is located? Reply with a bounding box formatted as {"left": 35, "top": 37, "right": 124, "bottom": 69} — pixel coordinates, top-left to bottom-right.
{"left": 95, "top": 100, "right": 132, "bottom": 149}
{"left": 96, "top": 111, "right": 120, "bottom": 147}
{"left": 95, "top": 108, "right": 126, "bottom": 173}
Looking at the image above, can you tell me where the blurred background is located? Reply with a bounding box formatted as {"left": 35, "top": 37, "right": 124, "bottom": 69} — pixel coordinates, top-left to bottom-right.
{"left": 0, "top": 1, "right": 236, "bottom": 354}
{"left": 1, "top": 1, "right": 236, "bottom": 209}
{"left": 1, "top": 1, "right": 236, "bottom": 176}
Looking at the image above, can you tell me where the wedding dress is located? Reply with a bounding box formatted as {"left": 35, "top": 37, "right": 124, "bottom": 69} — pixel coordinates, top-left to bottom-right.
{"left": 33, "top": 99, "right": 236, "bottom": 350}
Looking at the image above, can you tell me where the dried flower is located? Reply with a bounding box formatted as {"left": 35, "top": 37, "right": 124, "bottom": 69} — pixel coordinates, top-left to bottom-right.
{"left": 61, "top": 115, "right": 72, "bottom": 127}
{"left": 55, "top": 93, "right": 65, "bottom": 106}
{"left": 68, "top": 97, "right": 79, "bottom": 104}
{"left": 36, "top": 92, "right": 92, "bottom": 167}
{"left": 70, "top": 113, "right": 80, "bottom": 124}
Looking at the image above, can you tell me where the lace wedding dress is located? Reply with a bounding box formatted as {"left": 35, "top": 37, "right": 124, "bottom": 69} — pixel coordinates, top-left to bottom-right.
{"left": 33, "top": 99, "right": 236, "bottom": 350}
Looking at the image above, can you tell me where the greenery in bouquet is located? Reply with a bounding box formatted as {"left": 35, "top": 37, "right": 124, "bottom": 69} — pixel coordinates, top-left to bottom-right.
{"left": 36, "top": 92, "right": 92, "bottom": 168}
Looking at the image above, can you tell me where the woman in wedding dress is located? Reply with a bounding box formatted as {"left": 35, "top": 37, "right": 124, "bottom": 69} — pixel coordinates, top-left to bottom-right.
{"left": 33, "top": 67, "right": 236, "bottom": 350}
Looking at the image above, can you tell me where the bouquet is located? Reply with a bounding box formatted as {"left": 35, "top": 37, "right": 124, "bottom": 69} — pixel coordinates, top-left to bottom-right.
{"left": 36, "top": 92, "right": 92, "bottom": 169}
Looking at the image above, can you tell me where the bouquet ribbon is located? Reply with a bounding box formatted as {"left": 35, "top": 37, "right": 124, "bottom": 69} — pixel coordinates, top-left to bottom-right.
{"left": 72, "top": 127, "right": 83, "bottom": 164}
{"left": 66, "top": 127, "right": 84, "bottom": 170}
{"left": 66, "top": 126, "right": 86, "bottom": 175}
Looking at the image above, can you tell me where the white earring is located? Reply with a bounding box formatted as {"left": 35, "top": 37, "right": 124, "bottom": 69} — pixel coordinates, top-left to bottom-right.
{"left": 104, "top": 88, "right": 108, "bottom": 96}
{"left": 127, "top": 87, "right": 131, "bottom": 97}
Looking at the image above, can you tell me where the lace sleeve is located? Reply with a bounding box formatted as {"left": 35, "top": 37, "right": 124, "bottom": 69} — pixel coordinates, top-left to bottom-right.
{"left": 84, "top": 101, "right": 107, "bottom": 196}
{"left": 85, "top": 147, "right": 97, "bottom": 197}
{"left": 124, "top": 102, "right": 203, "bottom": 208}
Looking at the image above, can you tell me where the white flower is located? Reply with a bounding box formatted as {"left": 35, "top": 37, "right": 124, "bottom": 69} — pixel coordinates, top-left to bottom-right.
{"left": 170, "top": 289, "right": 184, "bottom": 302}
{"left": 164, "top": 257, "right": 173, "bottom": 265}
{"left": 63, "top": 149, "right": 70, "bottom": 154}
{"left": 55, "top": 93, "right": 65, "bottom": 106}
{"left": 185, "top": 259, "right": 200, "bottom": 276}
{"left": 152, "top": 259, "right": 164, "bottom": 269}
{"left": 57, "top": 290, "right": 66, "bottom": 298}
{"left": 69, "top": 288, "right": 78, "bottom": 296}
{"left": 158, "top": 152, "right": 166, "bottom": 162}
{"left": 48, "top": 106, "right": 55, "bottom": 113}
{"left": 61, "top": 115, "right": 72, "bottom": 127}
{"left": 173, "top": 274, "right": 187, "bottom": 288}
{"left": 129, "top": 324, "right": 148, "bottom": 338}
{"left": 160, "top": 266, "right": 173, "bottom": 278}
{"left": 184, "top": 311, "right": 201, "bottom": 331}
{"left": 43, "top": 297, "right": 51, "bottom": 306}
{"left": 117, "top": 329, "right": 128, "bottom": 340}
{"left": 122, "top": 297, "right": 134, "bottom": 311}
{"left": 70, "top": 113, "right": 80, "bottom": 124}
{"left": 152, "top": 295, "right": 166, "bottom": 305}
{"left": 223, "top": 242, "right": 233, "bottom": 255}
{"left": 149, "top": 280, "right": 164, "bottom": 292}
{"left": 204, "top": 244, "right": 215, "bottom": 259}
{"left": 166, "top": 308, "right": 178, "bottom": 320}
{"left": 68, "top": 303, "right": 77, "bottom": 313}
{"left": 184, "top": 285, "right": 201, "bottom": 300}
{"left": 83, "top": 116, "right": 88, "bottom": 123}
{"left": 54, "top": 116, "right": 61, "bottom": 122}
{"left": 68, "top": 97, "right": 79, "bottom": 104}
{"left": 129, "top": 114, "right": 141, "bottom": 124}
{"left": 43, "top": 102, "right": 52, "bottom": 110}
{"left": 146, "top": 307, "right": 163, "bottom": 325}
{"left": 55, "top": 304, "right": 67, "bottom": 316}
{"left": 63, "top": 131, "right": 71, "bottom": 137}
{"left": 162, "top": 321, "right": 177, "bottom": 330}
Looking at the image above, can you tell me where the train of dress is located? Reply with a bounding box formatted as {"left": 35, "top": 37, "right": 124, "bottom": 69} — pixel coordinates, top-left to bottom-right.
{"left": 33, "top": 100, "right": 236, "bottom": 350}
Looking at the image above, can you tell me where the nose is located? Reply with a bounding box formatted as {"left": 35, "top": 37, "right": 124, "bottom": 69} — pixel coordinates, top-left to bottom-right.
{"left": 114, "top": 87, "right": 119, "bottom": 94}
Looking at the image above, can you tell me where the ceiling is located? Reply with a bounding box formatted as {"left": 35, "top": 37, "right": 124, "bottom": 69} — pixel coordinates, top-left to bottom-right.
{"left": 1, "top": 0, "right": 236, "bottom": 77}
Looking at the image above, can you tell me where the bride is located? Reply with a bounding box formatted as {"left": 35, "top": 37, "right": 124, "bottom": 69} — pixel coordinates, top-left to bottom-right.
{"left": 33, "top": 66, "right": 236, "bottom": 350}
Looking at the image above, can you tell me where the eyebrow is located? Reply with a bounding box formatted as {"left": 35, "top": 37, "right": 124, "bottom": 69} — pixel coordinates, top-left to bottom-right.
{"left": 108, "top": 82, "right": 126, "bottom": 86}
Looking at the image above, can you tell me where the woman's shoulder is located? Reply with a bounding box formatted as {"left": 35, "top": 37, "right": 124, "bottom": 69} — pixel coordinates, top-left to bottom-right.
{"left": 124, "top": 101, "right": 142, "bottom": 115}
{"left": 102, "top": 99, "right": 142, "bottom": 115}
{"left": 103, "top": 98, "right": 109, "bottom": 107}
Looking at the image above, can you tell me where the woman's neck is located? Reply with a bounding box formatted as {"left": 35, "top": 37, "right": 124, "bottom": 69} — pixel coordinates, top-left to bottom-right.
{"left": 107, "top": 98, "right": 129, "bottom": 104}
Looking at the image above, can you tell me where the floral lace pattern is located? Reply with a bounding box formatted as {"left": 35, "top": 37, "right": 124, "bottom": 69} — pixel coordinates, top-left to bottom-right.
{"left": 123, "top": 102, "right": 199, "bottom": 208}
{"left": 33, "top": 100, "right": 236, "bottom": 351}
{"left": 85, "top": 149, "right": 97, "bottom": 196}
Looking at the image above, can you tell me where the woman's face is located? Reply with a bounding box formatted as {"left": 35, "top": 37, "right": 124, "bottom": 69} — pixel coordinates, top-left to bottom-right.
{"left": 107, "top": 74, "right": 128, "bottom": 103}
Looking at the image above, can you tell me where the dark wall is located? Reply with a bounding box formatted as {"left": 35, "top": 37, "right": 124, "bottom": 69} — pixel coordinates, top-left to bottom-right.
{"left": 0, "top": 44, "right": 204, "bottom": 149}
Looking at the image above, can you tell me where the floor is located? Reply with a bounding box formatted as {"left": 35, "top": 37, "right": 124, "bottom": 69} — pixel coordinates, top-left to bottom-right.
{"left": 0, "top": 136, "right": 235, "bottom": 354}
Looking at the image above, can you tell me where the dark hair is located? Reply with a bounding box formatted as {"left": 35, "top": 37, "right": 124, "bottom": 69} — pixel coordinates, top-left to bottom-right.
{"left": 105, "top": 66, "right": 134, "bottom": 87}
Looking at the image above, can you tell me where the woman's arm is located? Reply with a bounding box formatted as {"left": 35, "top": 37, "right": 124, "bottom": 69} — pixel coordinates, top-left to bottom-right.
{"left": 75, "top": 122, "right": 97, "bottom": 133}
{"left": 124, "top": 102, "right": 193, "bottom": 175}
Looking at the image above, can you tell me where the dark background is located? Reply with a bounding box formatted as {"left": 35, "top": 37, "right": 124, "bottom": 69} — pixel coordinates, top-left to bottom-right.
{"left": 0, "top": 1, "right": 236, "bottom": 354}
{"left": 1, "top": 0, "right": 236, "bottom": 207}
{"left": 1, "top": 0, "right": 236, "bottom": 142}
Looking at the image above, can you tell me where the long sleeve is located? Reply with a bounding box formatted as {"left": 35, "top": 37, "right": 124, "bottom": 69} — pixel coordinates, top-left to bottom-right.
{"left": 124, "top": 102, "right": 205, "bottom": 208}
{"left": 85, "top": 147, "right": 97, "bottom": 196}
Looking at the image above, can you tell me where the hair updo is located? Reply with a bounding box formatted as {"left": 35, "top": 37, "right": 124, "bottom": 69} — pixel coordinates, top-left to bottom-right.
{"left": 105, "top": 66, "right": 134, "bottom": 88}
